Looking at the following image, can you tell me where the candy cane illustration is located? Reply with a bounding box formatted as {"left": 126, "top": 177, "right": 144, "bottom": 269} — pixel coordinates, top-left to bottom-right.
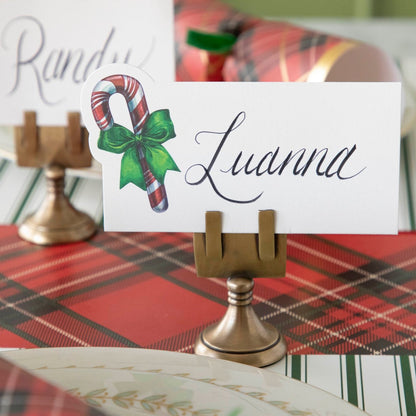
{"left": 91, "top": 74, "right": 171, "bottom": 213}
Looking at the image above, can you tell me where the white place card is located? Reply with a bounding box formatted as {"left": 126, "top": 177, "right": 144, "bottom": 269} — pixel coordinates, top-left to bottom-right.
{"left": 81, "top": 65, "right": 401, "bottom": 234}
{"left": 0, "top": 0, "right": 174, "bottom": 125}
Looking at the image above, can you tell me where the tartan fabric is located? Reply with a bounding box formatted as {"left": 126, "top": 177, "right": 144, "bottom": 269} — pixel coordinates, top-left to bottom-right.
{"left": 0, "top": 226, "right": 414, "bottom": 355}
{"left": 174, "top": 0, "right": 260, "bottom": 81}
{"left": 174, "top": 0, "right": 349, "bottom": 82}
{"left": 223, "top": 21, "right": 345, "bottom": 82}
{"left": 0, "top": 356, "right": 107, "bottom": 416}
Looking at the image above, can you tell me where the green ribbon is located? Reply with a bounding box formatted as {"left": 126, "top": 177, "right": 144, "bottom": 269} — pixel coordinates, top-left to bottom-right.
{"left": 187, "top": 29, "right": 237, "bottom": 54}
{"left": 97, "top": 109, "right": 180, "bottom": 190}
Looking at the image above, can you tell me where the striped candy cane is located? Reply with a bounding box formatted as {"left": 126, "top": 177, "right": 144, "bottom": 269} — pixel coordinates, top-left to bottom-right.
{"left": 91, "top": 74, "right": 168, "bottom": 213}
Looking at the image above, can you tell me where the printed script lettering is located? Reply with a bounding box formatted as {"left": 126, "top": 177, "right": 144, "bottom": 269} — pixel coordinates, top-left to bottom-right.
{"left": 1, "top": 16, "right": 153, "bottom": 105}
{"left": 185, "top": 112, "right": 366, "bottom": 204}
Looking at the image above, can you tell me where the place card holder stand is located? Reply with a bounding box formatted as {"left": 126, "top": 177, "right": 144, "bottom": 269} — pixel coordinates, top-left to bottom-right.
{"left": 193, "top": 210, "right": 287, "bottom": 367}
{"left": 13, "top": 111, "right": 96, "bottom": 245}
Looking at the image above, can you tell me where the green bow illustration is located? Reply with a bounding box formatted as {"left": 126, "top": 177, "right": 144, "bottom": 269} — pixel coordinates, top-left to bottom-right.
{"left": 97, "top": 109, "right": 180, "bottom": 190}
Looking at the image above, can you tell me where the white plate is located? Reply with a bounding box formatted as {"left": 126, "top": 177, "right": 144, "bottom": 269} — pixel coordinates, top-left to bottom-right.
{"left": 2, "top": 347, "right": 369, "bottom": 416}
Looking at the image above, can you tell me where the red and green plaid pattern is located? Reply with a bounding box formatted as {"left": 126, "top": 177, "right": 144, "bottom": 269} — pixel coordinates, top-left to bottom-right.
{"left": 223, "top": 21, "right": 345, "bottom": 82}
{"left": 0, "top": 356, "right": 107, "bottom": 415}
{"left": 175, "top": 0, "right": 350, "bottom": 82}
{"left": 175, "top": 0, "right": 259, "bottom": 81}
{"left": 0, "top": 226, "right": 414, "bottom": 355}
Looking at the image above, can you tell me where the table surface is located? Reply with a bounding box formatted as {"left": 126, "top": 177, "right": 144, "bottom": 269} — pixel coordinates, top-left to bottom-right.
{"left": 0, "top": 134, "right": 415, "bottom": 415}
{"left": 0, "top": 16, "right": 416, "bottom": 416}
{"left": 0, "top": 225, "right": 415, "bottom": 354}
{"left": 0, "top": 221, "right": 415, "bottom": 415}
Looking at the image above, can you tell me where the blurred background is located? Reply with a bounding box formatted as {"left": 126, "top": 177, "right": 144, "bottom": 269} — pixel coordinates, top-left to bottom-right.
{"left": 219, "top": 0, "right": 416, "bottom": 232}
{"left": 1, "top": 0, "right": 415, "bottom": 232}
{"left": 222, "top": 0, "right": 416, "bottom": 18}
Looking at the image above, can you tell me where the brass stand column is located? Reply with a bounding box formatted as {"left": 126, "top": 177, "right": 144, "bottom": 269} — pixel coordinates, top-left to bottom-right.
{"left": 18, "top": 165, "right": 96, "bottom": 245}
{"left": 195, "top": 275, "right": 287, "bottom": 367}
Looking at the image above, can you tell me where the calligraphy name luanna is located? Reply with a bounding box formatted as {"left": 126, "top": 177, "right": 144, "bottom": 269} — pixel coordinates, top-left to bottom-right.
{"left": 1, "top": 16, "right": 152, "bottom": 105}
{"left": 185, "top": 112, "right": 366, "bottom": 204}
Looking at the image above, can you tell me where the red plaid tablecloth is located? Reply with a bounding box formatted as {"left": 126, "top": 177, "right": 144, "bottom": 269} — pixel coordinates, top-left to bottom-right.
{"left": 0, "top": 226, "right": 414, "bottom": 355}
{"left": 0, "top": 355, "right": 108, "bottom": 415}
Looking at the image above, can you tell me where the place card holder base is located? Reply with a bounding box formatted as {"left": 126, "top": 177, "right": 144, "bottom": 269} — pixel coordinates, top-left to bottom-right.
{"left": 14, "top": 111, "right": 96, "bottom": 245}
{"left": 193, "top": 210, "right": 287, "bottom": 367}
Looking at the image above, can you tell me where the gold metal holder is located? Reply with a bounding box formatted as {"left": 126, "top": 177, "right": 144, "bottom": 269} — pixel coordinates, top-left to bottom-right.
{"left": 193, "top": 211, "right": 287, "bottom": 367}
{"left": 194, "top": 275, "right": 287, "bottom": 367}
{"left": 18, "top": 165, "right": 96, "bottom": 245}
{"left": 15, "top": 111, "right": 96, "bottom": 245}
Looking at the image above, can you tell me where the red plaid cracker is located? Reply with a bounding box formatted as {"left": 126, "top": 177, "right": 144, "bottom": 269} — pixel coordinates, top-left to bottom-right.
{"left": 223, "top": 20, "right": 348, "bottom": 82}
{"left": 174, "top": 0, "right": 355, "bottom": 83}
{"left": 175, "top": 0, "right": 259, "bottom": 81}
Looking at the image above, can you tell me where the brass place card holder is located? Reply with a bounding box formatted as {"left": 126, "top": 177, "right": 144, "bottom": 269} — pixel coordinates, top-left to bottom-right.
{"left": 14, "top": 111, "right": 96, "bottom": 245}
{"left": 193, "top": 210, "right": 287, "bottom": 367}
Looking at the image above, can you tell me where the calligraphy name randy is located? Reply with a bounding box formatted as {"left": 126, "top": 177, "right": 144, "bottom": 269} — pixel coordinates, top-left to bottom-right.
{"left": 1, "top": 16, "right": 153, "bottom": 105}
